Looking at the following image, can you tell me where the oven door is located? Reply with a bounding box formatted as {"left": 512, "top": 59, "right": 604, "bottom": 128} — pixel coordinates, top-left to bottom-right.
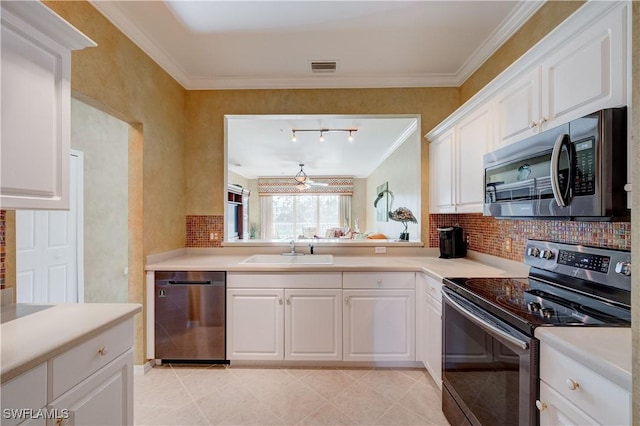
{"left": 442, "top": 288, "right": 538, "bottom": 426}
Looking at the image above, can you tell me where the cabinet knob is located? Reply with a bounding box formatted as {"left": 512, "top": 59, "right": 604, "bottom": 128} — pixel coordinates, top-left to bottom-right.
{"left": 344, "top": 297, "right": 349, "bottom": 305}
{"left": 535, "top": 400, "right": 547, "bottom": 412}
{"left": 98, "top": 346, "right": 109, "bottom": 356}
{"left": 377, "top": 279, "right": 382, "bottom": 285}
{"left": 538, "top": 117, "right": 548, "bottom": 126}
{"left": 278, "top": 298, "right": 283, "bottom": 305}
{"left": 286, "top": 298, "right": 291, "bottom": 305}
{"left": 565, "top": 378, "right": 579, "bottom": 390}
{"left": 529, "top": 121, "right": 538, "bottom": 129}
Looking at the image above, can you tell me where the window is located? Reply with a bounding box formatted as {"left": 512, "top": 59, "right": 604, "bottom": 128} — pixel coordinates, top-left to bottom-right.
{"left": 263, "top": 194, "right": 350, "bottom": 240}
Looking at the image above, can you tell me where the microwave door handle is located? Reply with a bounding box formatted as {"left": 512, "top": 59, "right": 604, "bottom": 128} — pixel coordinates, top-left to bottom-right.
{"left": 442, "top": 290, "right": 529, "bottom": 350}
{"left": 550, "top": 133, "right": 570, "bottom": 207}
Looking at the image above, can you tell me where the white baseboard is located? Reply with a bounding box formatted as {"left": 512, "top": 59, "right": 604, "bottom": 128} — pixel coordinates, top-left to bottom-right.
{"left": 134, "top": 361, "right": 154, "bottom": 375}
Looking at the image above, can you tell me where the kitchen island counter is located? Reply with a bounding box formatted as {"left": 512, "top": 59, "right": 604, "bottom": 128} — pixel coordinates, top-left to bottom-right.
{"left": 1, "top": 303, "right": 141, "bottom": 382}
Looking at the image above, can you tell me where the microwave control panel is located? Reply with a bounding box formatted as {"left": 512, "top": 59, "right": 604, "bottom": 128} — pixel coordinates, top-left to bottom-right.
{"left": 573, "top": 138, "right": 595, "bottom": 196}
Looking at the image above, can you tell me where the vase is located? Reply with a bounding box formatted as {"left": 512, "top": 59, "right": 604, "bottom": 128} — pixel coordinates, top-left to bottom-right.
{"left": 399, "top": 232, "right": 409, "bottom": 241}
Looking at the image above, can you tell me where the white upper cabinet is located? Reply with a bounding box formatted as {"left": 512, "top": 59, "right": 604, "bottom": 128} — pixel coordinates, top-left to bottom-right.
{"left": 493, "top": 68, "right": 541, "bottom": 150}
{"left": 540, "top": 3, "right": 626, "bottom": 130}
{"left": 455, "top": 106, "right": 492, "bottom": 213}
{"left": 429, "top": 104, "right": 492, "bottom": 214}
{"left": 427, "top": 2, "right": 629, "bottom": 208}
{"left": 429, "top": 129, "right": 455, "bottom": 213}
{"left": 0, "top": 1, "right": 95, "bottom": 210}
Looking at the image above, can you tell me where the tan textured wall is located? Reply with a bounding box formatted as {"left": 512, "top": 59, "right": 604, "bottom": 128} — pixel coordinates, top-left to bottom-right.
{"left": 631, "top": 3, "right": 639, "bottom": 424}
{"left": 44, "top": 1, "right": 186, "bottom": 256}
{"left": 185, "top": 88, "right": 460, "bottom": 240}
{"left": 43, "top": 1, "right": 187, "bottom": 364}
{"left": 460, "top": 1, "right": 584, "bottom": 103}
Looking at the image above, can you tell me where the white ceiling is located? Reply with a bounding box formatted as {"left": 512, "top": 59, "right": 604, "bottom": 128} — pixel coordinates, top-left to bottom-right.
{"left": 88, "top": 1, "right": 544, "bottom": 179}
{"left": 89, "top": 0, "right": 544, "bottom": 90}
{"left": 227, "top": 115, "right": 418, "bottom": 179}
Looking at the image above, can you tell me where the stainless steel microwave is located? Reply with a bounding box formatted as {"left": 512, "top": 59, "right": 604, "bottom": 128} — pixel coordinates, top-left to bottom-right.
{"left": 483, "top": 108, "right": 628, "bottom": 220}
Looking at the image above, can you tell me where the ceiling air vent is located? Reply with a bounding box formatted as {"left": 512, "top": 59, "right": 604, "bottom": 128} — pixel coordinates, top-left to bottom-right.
{"left": 310, "top": 61, "right": 337, "bottom": 73}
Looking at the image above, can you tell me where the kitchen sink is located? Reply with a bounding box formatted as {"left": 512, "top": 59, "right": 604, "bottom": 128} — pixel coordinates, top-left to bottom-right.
{"left": 241, "top": 254, "right": 334, "bottom": 265}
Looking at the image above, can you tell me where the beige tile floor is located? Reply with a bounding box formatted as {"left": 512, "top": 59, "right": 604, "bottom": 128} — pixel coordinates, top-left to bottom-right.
{"left": 134, "top": 365, "right": 450, "bottom": 426}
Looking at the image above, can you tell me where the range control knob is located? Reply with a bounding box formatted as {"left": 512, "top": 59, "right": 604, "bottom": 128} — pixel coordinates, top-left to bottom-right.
{"left": 528, "top": 302, "right": 541, "bottom": 313}
{"left": 527, "top": 247, "right": 540, "bottom": 258}
{"left": 540, "top": 250, "right": 555, "bottom": 260}
{"left": 541, "top": 308, "right": 555, "bottom": 319}
{"left": 614, "top": 261, "right": 631, "bottom": 276}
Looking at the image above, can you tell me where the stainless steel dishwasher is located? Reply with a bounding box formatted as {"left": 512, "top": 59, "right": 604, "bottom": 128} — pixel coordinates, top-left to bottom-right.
{"left": 154, "top": 271, "right": 227, "bottom": 362}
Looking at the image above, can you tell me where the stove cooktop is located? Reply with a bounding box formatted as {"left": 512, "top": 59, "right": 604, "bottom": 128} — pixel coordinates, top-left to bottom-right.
{"left": 443, "top": 276, "right": 631, "bottom": 336}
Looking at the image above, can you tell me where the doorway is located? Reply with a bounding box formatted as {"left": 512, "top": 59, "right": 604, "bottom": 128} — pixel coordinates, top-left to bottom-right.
{"left": 16, "top": 151, "right": 84, "bottom": 303}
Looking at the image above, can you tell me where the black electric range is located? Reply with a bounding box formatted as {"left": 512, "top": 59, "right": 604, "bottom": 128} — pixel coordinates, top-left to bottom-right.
{"left": 441, "top": 239, "right": 631, "bottom": 426}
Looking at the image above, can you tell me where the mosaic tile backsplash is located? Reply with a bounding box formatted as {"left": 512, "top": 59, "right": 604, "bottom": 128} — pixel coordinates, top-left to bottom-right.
{"left": 0, "top": 210, "right": 5, "bottom": 289}
{"left": 186, "top": 215, "right": 224, "bottom": 248}
{"left": 430, "top": 213, "right": 631, "bottom": 262}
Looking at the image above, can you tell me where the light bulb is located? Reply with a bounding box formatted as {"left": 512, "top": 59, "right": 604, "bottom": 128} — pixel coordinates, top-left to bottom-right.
{"left": 291, "top": 131, "right": 297, "bottom": 142}
{"left": 319, "top": 131, "right": 325, "bottom": 142}
{"left": 348, "top": 131, "right": 354, "bottom": 142}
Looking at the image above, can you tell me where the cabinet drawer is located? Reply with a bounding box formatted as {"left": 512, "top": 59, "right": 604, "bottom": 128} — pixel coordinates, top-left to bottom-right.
{"left": 0, "top": 363, "right": 47, "bottom": 426}
{"left": 343, "top": 272, "right": 415, "bottom": 289}
{"left": 228, "top": 272, "right": 342, "bottom": 289}
{"left": 425, "top": 276, "right": 442, "bottom": 303}
{"left": 51, "top": 318, "right": 133, "bottom": 400}
{"left": 540, "top": 344, "right": 629, "bottom": 426}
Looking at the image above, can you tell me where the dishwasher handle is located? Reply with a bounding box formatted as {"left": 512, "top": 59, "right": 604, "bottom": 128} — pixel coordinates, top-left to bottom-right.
{"left": 167, "top": 280, "right": 214, "bottom": 285}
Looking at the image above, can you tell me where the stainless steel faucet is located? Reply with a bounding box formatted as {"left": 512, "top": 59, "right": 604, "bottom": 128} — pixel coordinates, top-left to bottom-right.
{"left": 289, "top": 240, "right": 296, "bottom": 254}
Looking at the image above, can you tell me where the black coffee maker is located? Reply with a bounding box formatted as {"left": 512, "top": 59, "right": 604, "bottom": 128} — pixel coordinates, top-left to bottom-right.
{"left": 437, "top": 226, "right": 467, "bottom": 258}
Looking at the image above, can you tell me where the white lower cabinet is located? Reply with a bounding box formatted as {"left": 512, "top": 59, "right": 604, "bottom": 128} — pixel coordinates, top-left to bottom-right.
{"left": 0, "top": 318, "right": 135, "bottom": 426}
{"left": 343, "top": 288, "right": 415, "bottom": 362}
{"left": 417, "top": 273, "right": 442, "bottom": 388}
{"left": 226, "top": 287, "right": 342, "bottom": 361}
{"left": 48, "top": 349, "right": 133, "bottom": 426}
{"left": 537, "top": 343, "right": 630, "bottom": 426}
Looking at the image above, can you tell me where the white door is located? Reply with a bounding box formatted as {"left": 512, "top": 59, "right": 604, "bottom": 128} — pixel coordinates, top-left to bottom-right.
{"left": 343, "top": 289, "right": 415, "bottom": 361}
{"left": 226, "top": 288, "right": 284, "bottom": 361}
{"left": 284, "top": 289, "right": 342, "bottom": 361}
{"left": 16, "top": 152, "right": 83, "bottom": 304}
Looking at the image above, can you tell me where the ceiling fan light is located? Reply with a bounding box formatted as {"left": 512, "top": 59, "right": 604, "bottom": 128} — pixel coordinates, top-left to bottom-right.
{"left": 319, "top": 131, "right": 325, "bottom": 142}
{"left": 291, "top": 131, "right": 297, "bottom": 142}
{"left": 296, "top": 182, "right": 308, "bottom": 190}
{"left": 348, "top": 130, "right": 354, "bottom": 142}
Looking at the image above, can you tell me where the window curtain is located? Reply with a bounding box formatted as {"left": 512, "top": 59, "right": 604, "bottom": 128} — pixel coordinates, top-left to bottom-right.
{"left": 339, "top": 195, "right": 352, "bottom": 229}
{"left": 260, "top": 195, "right": 272, "bottom": 239}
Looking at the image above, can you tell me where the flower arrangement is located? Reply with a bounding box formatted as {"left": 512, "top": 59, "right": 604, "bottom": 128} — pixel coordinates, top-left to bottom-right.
{"left": 388, "top": 207, "right": 417, "bottom": 240}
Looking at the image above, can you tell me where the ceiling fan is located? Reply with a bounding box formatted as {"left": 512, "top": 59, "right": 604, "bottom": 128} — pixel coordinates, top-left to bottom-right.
{"left": 294, "top": 163, "right": 328, "bottom": 190}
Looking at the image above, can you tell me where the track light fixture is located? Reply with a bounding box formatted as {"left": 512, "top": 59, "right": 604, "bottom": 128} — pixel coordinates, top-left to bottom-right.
{"left": 291, "top": 128, "right": 358, "bottom": 143}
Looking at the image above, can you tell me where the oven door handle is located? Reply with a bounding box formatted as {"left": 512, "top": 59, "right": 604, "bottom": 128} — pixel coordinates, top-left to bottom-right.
{"left": 442, "top": 290, "right": 529, "bottom": 351}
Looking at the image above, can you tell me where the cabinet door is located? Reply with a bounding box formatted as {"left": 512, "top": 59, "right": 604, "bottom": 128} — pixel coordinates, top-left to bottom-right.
{"left": 425, "top": 294, "right": 442, "bottom": 389}
{"left": 541, "top": 4, "right": 626, "bottom": 129}
{"left": 494, "top": 67, "right": 541, "bottom": 149}
{"left": 456, "top": 106, "right": 492, "bottom": 213}
{"left": 343, "top": 289, "right": 415, "bottom": 362}
{"left": 284, "top": 289, "right": 342, "bottom": 361}
{"left": 415, "top": 274, "right": 427, "bottom": 367}
{"left": 226, "top": 289, "right": 284, "bottom": 360}
{"left": 48, "top": 349, "right": 133, "bottom": 426}
{"left": 428, "top": 129, "right": 456, "bottom": 213}
{"left": 538, "top": 381, "right": 598, "bottom": 426}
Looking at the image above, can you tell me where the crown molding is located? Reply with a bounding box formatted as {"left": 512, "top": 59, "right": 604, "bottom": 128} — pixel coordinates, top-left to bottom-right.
{"left": 89, "top": 0, "right": 191, "bottom": 87}
{"left": 455, "top": 0, "right": 545, "bottom": 85}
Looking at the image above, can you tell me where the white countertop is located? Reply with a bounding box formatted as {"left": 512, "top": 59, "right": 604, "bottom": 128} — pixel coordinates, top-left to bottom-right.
{"left": 145, "top": 253, "right": 527, "bottom": 281}
{"left": 535, "top": 327, "right": 631, "bottom": 391}
{"left": 1, "top": 303, "right": 142, "bottom": 382}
